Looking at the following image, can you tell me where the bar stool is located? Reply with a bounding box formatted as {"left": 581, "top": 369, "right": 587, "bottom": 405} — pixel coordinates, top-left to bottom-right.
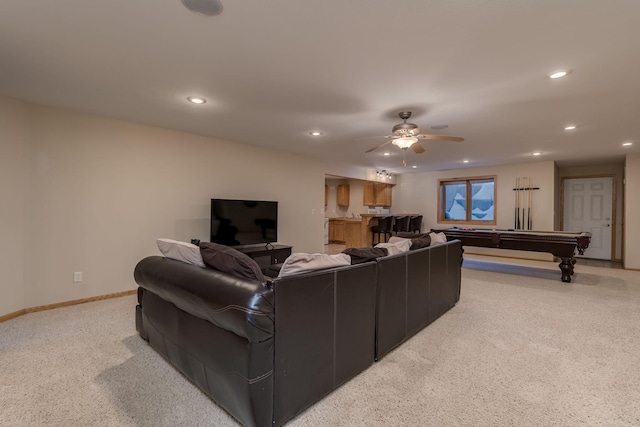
{"left": 408, "top": 215, "right": 423, "bottom": 233}
{"left": 393, "top": 216, "right": 410, "bottom": 234}
{"left": 371, "top": 216, "right": 394, "bottom": 246}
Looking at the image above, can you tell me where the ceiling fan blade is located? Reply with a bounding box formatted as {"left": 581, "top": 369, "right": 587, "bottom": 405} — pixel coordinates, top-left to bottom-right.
{"left": 411, "top": 143, "right": 426, "bottom": 154}
{"left": 417, "top": 134, "right": 465, "bottom": 142}
{"left": 365, "top": 139, "right": 393, "bottom": 153}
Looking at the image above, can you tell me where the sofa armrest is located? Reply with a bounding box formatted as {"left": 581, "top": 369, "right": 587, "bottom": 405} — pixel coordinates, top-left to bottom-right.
{"left": 134, "top": 256, "right": 274, "bottom": 343}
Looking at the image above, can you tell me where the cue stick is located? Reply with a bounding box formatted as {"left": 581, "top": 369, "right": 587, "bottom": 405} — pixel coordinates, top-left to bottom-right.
{"left": 520, "top": 176, "right": 527, "bottom": 230}
{"left": 515, "top": 177, "right": 520, "bottom": 229}
{"left": 517, "top": 177, "right": 520, "bottom": 230}
{"left": 514, "top": 177, "right": 517, "bottom": 228}
{"left": 523, "top": 177, "right": 528, "bottom": 230}
{"left": 528, "top": 177, "right": 533, "bottom": 230}
{"left": 524, "top": 177, "right": 531, "bottom": 230}
{"left": 518, "top": 177, "right": 522, "bottom": 229}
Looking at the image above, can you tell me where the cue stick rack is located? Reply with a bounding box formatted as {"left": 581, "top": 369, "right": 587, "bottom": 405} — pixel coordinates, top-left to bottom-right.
{"left": 513, "top": 177, "right": 539, "bottom": 230}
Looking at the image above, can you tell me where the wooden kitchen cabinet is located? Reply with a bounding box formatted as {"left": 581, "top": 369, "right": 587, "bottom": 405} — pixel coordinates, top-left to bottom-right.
{"left": 363, "top": 182, "right": 393, "bottom": 206}
{"left": 375, "top": 183, "right": 392, "bottom": 206}
{"left": 329, "top": 218, "right": 346, "bottom": 242}
{"left": 337, "top": 184, "right": 350, "bottom": 207}
{"left": 363, "top": 183, "right": 375, "bottom": 206}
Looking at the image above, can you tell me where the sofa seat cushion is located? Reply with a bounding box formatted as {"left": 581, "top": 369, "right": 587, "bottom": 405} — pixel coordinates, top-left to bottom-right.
{"left": 200, "top": 242, "right": 265, "bottom": 282}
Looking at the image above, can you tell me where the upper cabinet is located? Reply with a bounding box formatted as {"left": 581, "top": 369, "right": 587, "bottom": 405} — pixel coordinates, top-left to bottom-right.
{"left": 376, "top": 183, "right": 392, "bottom": 206}
{"left": 337, "top": 184, "right": 350, "bottom": 207}
{"left": 363, "top": 182, "right": 392, "bottom": 206}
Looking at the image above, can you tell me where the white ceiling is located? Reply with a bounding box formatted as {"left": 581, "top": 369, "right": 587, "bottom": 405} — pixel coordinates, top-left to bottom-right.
{"left": 1, "top": 0, "right": 639, "bottom": 174}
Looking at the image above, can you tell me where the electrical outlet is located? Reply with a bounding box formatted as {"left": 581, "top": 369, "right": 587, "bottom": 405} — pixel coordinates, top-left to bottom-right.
{"left": 73, "top": 272, "right": 83, "bottom": 283}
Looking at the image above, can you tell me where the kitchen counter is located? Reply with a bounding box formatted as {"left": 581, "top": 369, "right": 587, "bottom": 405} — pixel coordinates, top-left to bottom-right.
{"left": 328, "top": 214, "right": 419, "bottom": 248}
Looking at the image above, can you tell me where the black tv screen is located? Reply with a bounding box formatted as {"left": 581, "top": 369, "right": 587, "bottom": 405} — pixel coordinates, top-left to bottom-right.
{"left": 210, "top": 199, "right": 278, "bottom": 246}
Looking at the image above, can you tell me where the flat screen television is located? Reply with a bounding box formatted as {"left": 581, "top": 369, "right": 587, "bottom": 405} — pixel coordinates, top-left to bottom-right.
{"left": 210, "top": 199, "right": 278, "bottom": 246}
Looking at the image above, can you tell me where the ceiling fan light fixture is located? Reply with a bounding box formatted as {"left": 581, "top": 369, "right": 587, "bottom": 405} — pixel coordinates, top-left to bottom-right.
{"left": 392, "top": 137, "right": 418, "bottom": 149}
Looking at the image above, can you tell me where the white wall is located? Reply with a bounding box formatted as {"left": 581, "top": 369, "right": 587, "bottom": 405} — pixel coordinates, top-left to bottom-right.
{"left": 324, "top": 178, "right": 371, "bottom": 218}
{"left": 625, "top": 154, "right": 640, "bottom": 269}
{"left": 394, "top": 161, "right": 557, "bottom": 259}
{"left": 0, "top": 95, "right": 26, "bottom": 316}
{"left": 324, "top": 179, "right": 349, "bottom": 218}
{"left": 5, "top": 99, "right": 325, "bottom": 313}
{"left": 394, "top": 161, "right": 556, "bottom": 231}
{"left": 6, "top": 92, "right": 639, "bottom": 316}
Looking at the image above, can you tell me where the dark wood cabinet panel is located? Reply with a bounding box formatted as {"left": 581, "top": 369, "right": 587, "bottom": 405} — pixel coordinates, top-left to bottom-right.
{"left": 234, "top": 244, "right": 292, "bottom": 269}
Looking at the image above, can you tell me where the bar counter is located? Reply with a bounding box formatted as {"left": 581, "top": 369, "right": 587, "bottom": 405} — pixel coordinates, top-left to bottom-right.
{"left": 329, "top": 214, "right": 419, "bottom": 248}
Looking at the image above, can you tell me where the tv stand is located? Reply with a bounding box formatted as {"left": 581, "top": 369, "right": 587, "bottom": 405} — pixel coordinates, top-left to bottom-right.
{"left": 234, "top": 244, "right": 292, "bottom": 271}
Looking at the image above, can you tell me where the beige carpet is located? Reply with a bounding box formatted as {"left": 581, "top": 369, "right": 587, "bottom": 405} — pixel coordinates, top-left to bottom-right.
{"left": 2, "top": 257, "right": 640, "bottom": 426}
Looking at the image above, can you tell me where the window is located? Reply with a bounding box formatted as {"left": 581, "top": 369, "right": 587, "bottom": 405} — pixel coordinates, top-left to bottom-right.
{"left": 438, "top": 176, "right": 496, "bottom": 224}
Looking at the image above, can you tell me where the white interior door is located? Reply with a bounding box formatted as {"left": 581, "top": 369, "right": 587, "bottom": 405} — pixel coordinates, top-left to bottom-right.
{"left": 563, "top": 177, "right": 613, "bottom": 260}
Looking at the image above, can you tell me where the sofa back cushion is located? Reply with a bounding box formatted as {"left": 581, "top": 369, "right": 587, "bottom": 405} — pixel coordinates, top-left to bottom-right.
{"left": 273, "top": 262, "right": 377, "bottom": 425}
{"left": 200, "top": 242, "right": 265, "bottom": 282}
{"left": 374, "top": 240, "right": 462, "bottom": 360}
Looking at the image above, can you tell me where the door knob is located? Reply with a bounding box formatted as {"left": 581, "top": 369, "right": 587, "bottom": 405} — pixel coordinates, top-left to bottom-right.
{"left": 603, "top": 224, "right": 611, "bottom": 227}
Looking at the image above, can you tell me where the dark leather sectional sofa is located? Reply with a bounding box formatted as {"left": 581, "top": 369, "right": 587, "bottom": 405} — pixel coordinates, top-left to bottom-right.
{"left": 134, "top": 239, "right": 462, "bottom": 427}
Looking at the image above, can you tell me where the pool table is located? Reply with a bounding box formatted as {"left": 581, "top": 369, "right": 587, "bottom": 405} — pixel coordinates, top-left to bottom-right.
{"left": 431, "top": 228, "right": 591, "bottom": 283}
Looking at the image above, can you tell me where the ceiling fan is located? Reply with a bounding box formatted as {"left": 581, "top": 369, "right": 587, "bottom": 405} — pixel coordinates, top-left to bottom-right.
{"left": 365, "top": 111, "right": 464, "bottom": 166}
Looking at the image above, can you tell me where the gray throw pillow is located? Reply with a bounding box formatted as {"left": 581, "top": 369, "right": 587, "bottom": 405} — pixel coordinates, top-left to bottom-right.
{"left": 200, "top": 242, "right": 265, "bottom": 282}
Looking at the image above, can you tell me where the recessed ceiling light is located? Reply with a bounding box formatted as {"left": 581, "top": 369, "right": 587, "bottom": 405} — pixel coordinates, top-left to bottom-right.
{"left": 564, "top": 125, "right": 577, "bottom": 130}
{"left": 623, "top": 142, "right": 633, "bottom": 146}
{"left": 187, "top": 96, "right": 206, "bottom": 104}
{"left": 549, "top": 70, "right": 571, "bottom": 79}
{"left": 532, "top": 152, "right": 542, "bottom": 156}
{"left": 462, "top": 160, "right": 469, "bottom": 163}
{"left": 430, "top": 125, "right": 449, "bottom": 130}
{"left": 412, "top": 165, "right": 418, "bottom": 168}
{"left": 309, "top": 131, "right": 323, "bottom": 136}
{"left": 383, "top": 152, "right": 391, "bottom": 156}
